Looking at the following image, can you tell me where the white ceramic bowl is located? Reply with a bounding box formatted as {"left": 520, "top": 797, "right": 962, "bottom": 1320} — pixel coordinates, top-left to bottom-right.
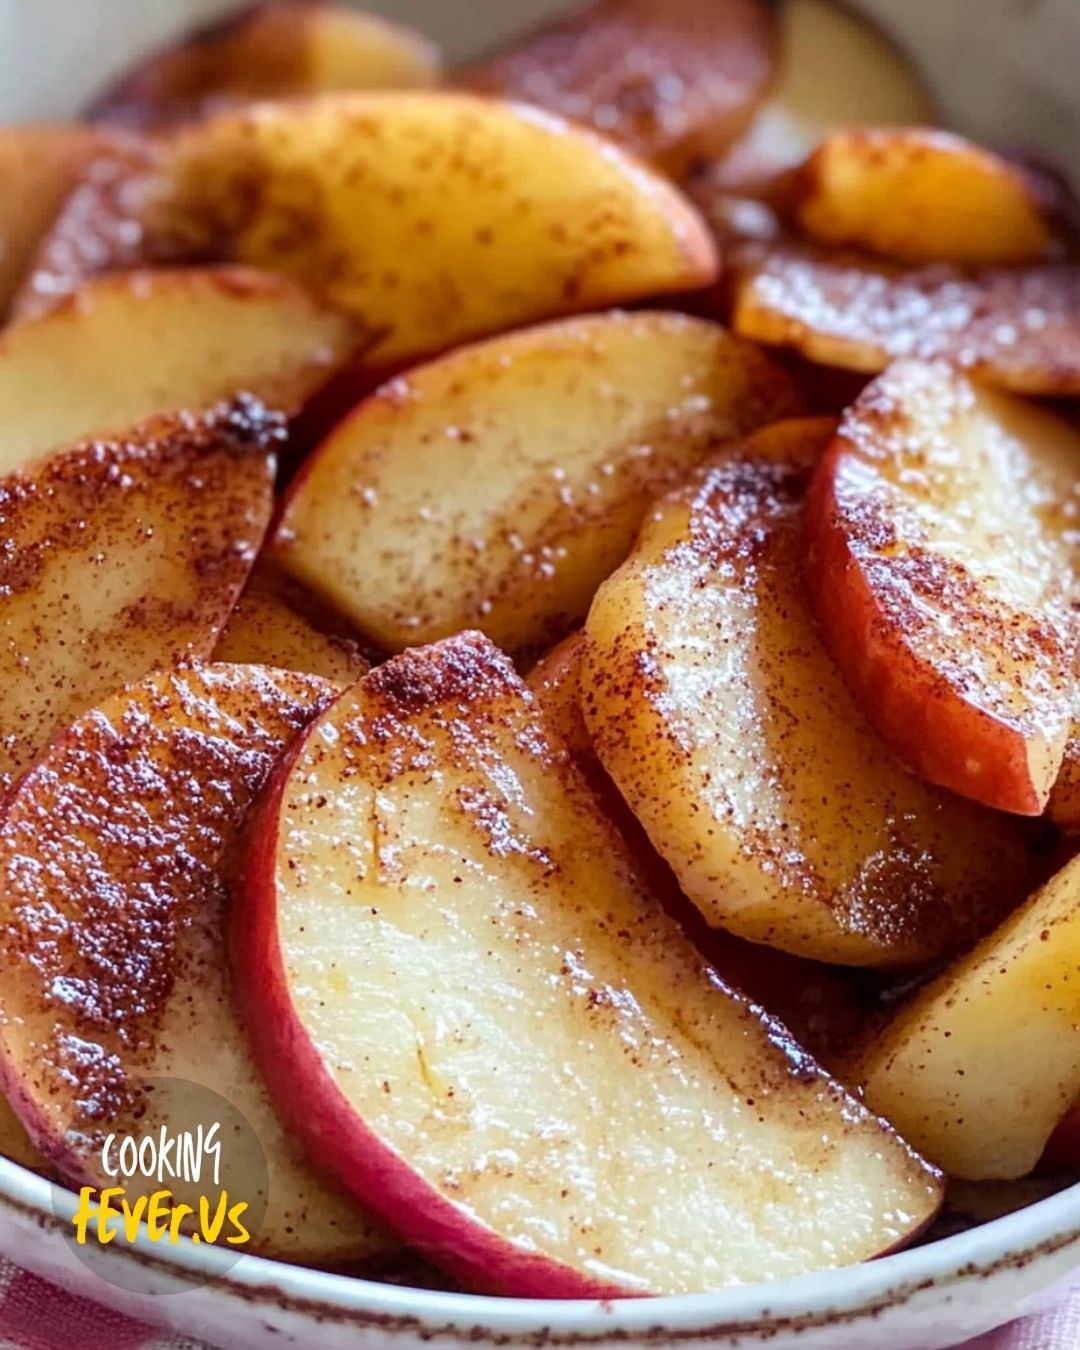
{"left": 0, "top": 2, "right": 1077, "bottom": 1346}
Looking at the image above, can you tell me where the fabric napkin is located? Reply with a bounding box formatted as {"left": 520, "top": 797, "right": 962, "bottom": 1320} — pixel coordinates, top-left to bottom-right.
{"left": 0, "top": 1262, "right": 1076, "bottom": 1350}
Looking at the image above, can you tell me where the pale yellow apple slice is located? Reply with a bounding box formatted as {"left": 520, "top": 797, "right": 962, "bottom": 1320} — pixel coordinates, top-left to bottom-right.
{"left": 0, "top": 124, "right": 133, "bottom": 320}
{"left": 805, "top": 360, "right": 1080, "bottom": 814}
{"left": 0, "top": 267, "right": 364, "bottom": 473}
{"left": 0, "top": 662, "right": 403, "bottom": 1267}
{"left": 22, "top": 92, "right": 718, "bottom": 362}
{"left": 0, "top": 399, "right": 277, "bottom": 789}
{"left": 733, "top": 243, "right": 1080, "bottom": 394}
{"left": 272, "top": 311, "right": 800, "bottom": 653}
{"left": 459, "top": 0, "right": 774, "bottom": 174}
{"left": 853, "top": 851, "right": 1080, "bottom": 1180}
{"left": 90, "top": 0, "right": 440, "bottom": 129}
{"left": 791, "top": 128, "right": 1056, "bottom": 266}
{"left": 215, "top": 566, "right": 369, "bottom": 683}
{"left": 583, "top": 417, "right": 1028, "bottom": 966}
{"left": 704, "top": 0, "right": 932, "bottom": 194}
{"left": 235, "top": 630, "right": 941, "bottom": 1295}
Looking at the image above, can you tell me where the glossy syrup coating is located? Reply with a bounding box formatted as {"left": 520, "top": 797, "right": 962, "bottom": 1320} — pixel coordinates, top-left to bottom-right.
{"left": 806, "top": 360, "right": 1080, "bottom": 814}
{"left": 0, "top": 398, "right": 279, "bottom": 792}
{"left": 460, "top": 0, "right": 775, "bottom": 173}
{"left": 583, "top": 417, "right": 1029, "bottom": 966}
{"left": 237, "top": 629, "right": 941, "bottom": 1297}
{"left": 21, "top": 92, "right": 717, "bottom": 362}
{"left": 0, "top": 662, "right": 403, "bottom": 1267}
{"left": 733, "top": 242, "right": 1080, "bottom": 394}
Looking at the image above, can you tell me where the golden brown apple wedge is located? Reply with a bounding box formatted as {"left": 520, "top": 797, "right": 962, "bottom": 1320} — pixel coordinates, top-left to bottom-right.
{"left": 0, "top": 662, "right": 403, "bottom": 1266}
{"left": 235, "top": 631, "right": 941, "bottom": 1295}
{"left": 1048, "top": 729, "right": 1080, "bottom": 834}
{"left": 0, "top": 124, "right": 134, "bottom": 321}
{"left": 215, "top": 566, "right": 369, "bottom": 683}
{"left": 89, "top": 0, "right": 440, "bottom": 129}
{"left": 22, "top": 93, "right": 718, "bottom": 362}
{"left": 791, "top": 128, "right": 1056, "bottom": 266}
{"left": 583, "top": 417, "right": 1028, "bottom": 966}
{"left": 272, "top": 311, "right": 800, "bottom": 653}
{"left": 853, "top": 851, "right": 1080, "bottom": 1180}
{"left": 805, "top": 360, "right": 1080, "bottom": 815}
{"left": 733, "top": 243, "right": 1080, "bottom": 394}
{"left": 0, "top": 267, "right": 364, "bottom": 472}
{"left": 704, "top": 0, "right": 932, "bottom": 195}
{"left": 459, "top": 0, "right": 774, "bottom": 175}
{"left": 0, "top": 398, "right": 278, "bottom": 789}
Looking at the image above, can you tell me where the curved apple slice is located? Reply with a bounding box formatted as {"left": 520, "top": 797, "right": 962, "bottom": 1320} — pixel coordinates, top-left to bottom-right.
{"left": 236, "top": 630, "right": 941, "bottom": 1296}
{"left": 459, "top": 0, "right": 774, "bottom": 174}
{"left": 805, "top": 360, "right": 1080, "bottom": 814}
{"left": 792, "top": 128, "right": 1055, "bottom": 266}
{"left": 272, "top": 311, "right": 800, "bottom": 654}
{"left": 215, "top": 566, "right": 369, "bottom": 683}
{"left": 733, "top": 243, "right": 1080, "bottom": 394}
{"left": 0, "top": 662, "right": 402, "bottom": 1267}
{"left": 1048, "top": 725, "right": 1080, "bottom": 833}
{"left": 22, "top": 93, "right": 717, "bottom": 363}
{"left": 583, "top": 417, "right": 1028, "bottom": 966}
{"left": 853, "top": 851, "right": 1080, "bottom": 1181}
{"left": 0, "top": 399, "right": 277, "bottom": 789}
{"left": 89, "top": 1, "right": 440, "bottom": 129}
{"left": 0, "top": 268, "right": 365, "bottom": 473}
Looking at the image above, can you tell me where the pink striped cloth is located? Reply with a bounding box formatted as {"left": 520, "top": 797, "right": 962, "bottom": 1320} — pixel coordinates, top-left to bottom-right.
{"left": 0, "top": 1267, "right": 1075, "bottom": 1350}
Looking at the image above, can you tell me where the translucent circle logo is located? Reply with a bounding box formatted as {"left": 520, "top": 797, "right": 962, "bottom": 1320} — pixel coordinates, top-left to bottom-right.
{"left": 49, "top": 1077, "right": 269, "bottom": 1293}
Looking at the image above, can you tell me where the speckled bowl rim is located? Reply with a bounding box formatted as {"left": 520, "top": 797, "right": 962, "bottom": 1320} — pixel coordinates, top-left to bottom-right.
{"left": 0, "top": 1148, "right": 1076, "bottom": 1340}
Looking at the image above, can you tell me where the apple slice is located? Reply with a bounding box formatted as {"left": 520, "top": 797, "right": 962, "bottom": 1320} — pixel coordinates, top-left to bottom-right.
{"left": 790, "top": 128, "right": 1056, "bottom": 266}
{"left": 215, "top": 566, "right": 369, "bottom": 683}
{"left": 733, "top": 243, "right": 1080, "bottom": 394}
{"left": 0, "top": 398, "right": 278, "bottom": 789}
{"left": 89, "top": 0, "right": 440, "bottom": 129}
{"left": 853, "top": 851, "right": 1080, "bottom": 1181}
{"left": 459, "top": 0, "right": 774, "bottom": 174}
{"left": 272, "top": 311, "right": 800, "bottom": 654}
{"left": 236, "top": 630, "right": 941, "bottom": 1295}
{"left": 0, "top": 662, "right": 403, "bottom": 1266}
{"left": 583, "top": 417, "right": 1028, "bottom": 966}
{"left": 703, "top": 0, "right": 932, "bottom": 195}
{"left": 22, "top": 92, "right": 717, "bottom": 363}
{"left": 1048, "top": 728, "right": 1080, "bottom": 833}
{"left": 0, "top": 124, "right": 134, "bottom": 320}
{"left": 805, "top": 360, "right": 1080, "bottom": 815}
{"left": 0, "top": 267, "right": 365, "bottom": 474}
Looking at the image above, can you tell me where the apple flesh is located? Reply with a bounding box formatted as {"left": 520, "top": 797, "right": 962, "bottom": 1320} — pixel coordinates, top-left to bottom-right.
{"left": 0, "top": 662, "right": 402, "bottom": 1266}
{"left": 271, "top": 310, "right": 801, "bottom": 655}
{"left": 853, "top": 851, "right": 1080, "bottom": 1181}
{"left": 0, "top": 398, "right": 277, "bottom": 789}
{"left": 583, "top": 416, "right": 1027, "bottom": 966}
{"left": 0, "top": 267, "right": 366, "bottom": 474}
{"left": 235, "top": 629, "right": 942, "bottom": 1297}
{"left": 805, "top": 360, "right": 1080, "bottom": 815}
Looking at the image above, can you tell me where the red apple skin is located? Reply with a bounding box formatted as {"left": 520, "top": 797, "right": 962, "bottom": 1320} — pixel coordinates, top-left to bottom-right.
{"left": 234, "top": 733, "right": 637, "bottom": 1300}
{"left": 804, "top": 438, "right": 1052, "bottom": 816}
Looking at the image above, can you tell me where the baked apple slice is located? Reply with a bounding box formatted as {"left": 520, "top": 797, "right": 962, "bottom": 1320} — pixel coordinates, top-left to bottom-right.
{"left": 272, "top": 311, "right": 800, "bottom": 654}
{"left": 704, "top": 0, "right": 931, "bottom": 195}
{"left": 215, "top": 566, "right": 369, "bottom": 683}
{"left": 89, "top": 0, "right": 440, "bottom": 129}
{"left": 853, "top": 851, "right": 1080, "bottom": 1180}
{"left": 0, "top": 399, "right": 277, "bottom": 788}
{"left": 583, "top": 417, "right": 1027, "bottom": 966}
{"left": 23, "top": 93, "right": 717, "bottom": 363}
{"left": 0, "top": 662, "right": 402, "bottom": 1266}
{"left": 733, "top": 244, "right": 1080, "bottom": 394}
{"left": 1048, "top": 727, "right": 1080, "bottom": 833}
{"left": 236, "top": 630, "right": 941, "bottom": 1295}
{"left": 791, "top": 128, "right": 1056, "bottom": 266}
{"left": 805, "top": 360, "right": 1080, "bottom": 814}
{"left": 0, "top": 267, "right": 365, "bottom": 474}
{"left": 459, "top": 0, "right": 775, "bottom": 174}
